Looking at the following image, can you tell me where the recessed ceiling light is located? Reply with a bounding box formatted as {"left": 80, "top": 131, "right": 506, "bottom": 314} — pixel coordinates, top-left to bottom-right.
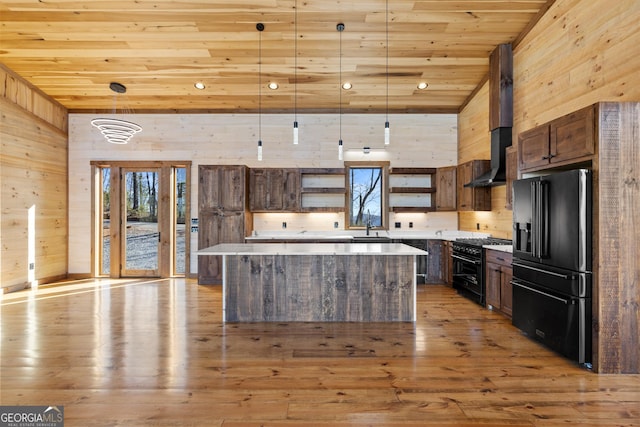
{"left": 194, "top": 82, "right": 206, "bottom": 90}
{"left": 417, "top": 82, "right": 428, "bottom": 90}
{"left": 268, "top": 82, "right": 279, "bottom": 90}
{"left": 342, "top": 82, "right": 352, "bottom": 90}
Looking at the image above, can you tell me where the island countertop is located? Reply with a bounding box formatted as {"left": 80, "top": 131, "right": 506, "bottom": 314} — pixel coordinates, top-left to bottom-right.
{"left": 198, "top": 242, "right": 428, "bottom": 256}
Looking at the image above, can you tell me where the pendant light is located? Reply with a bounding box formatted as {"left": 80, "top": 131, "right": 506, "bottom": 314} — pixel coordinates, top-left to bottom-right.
{"left": 257, "top": 23, "right": 264, "bottom": 161}
{"left": 384, "top": 0, "right": 390, "bottom": 145}
{"left": 337, "top": 22, "right": 345, "bottom": 161}
{"left": 91, "top": 82, "right": 142, "bottom": 144}
{"left": 293, "top": 0, "right": 299, "bottom": 145}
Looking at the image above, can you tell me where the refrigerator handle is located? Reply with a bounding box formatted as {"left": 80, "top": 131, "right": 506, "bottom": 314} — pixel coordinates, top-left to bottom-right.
{"left": 531, "top": 181, "right": 538, "bottom": 258}
{"left": 511, "top": 280, "right": 571, "bottom": 305}
{"left": 539, "top": 180, "right": 549, "bottom": 259}
{"left": 512, "top": 261, "right": 577, "bottom": 280}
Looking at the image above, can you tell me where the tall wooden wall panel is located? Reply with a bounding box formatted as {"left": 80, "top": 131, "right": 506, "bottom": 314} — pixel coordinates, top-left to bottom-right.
{"left": 1, "top": 65, "right": 68, "bottom": 292}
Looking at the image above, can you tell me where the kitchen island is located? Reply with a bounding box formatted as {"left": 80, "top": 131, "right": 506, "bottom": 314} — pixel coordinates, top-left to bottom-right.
{"left": 198, "top": 242, "right": 426, "bottom": 322}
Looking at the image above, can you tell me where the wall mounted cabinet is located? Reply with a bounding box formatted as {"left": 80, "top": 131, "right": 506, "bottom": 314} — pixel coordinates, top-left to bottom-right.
{"left": 249, "top": 168, "right": 300, "bottom": 212}
{"left": 457, "top": 160, "right": 491, "bottom": 211}
{"left": 518, "top": 105, "right": 595, "bottom": 172}
{"left": 505, "top": 145, "right": 517, "bottom": 210}
{"left": 435, "top": 166, "right": 457, "bottom": 211}
{"left": 389, "top": 167, "right": 436, "bottom": 213}
{"left": 299, "top": 168, "right": 346, "bottom": 212}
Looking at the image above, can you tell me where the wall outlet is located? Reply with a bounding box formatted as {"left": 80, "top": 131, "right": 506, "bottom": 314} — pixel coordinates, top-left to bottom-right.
{"left": 282, "top": 221, "right": 287, "bottom": 229}
{"left": 334, "top": 222, "right": 339, "bottom": 228}
{"left": 29, "top": 263, "right": 35, "bottom": 270}
{"left": 409, "top": 222, "right": 413, "bottom": 228}
{"left": 395, "top": 222, "right": 401, "bottom": 228}
{"left": 476, "top": 223, "right": 480, "bottom": 230}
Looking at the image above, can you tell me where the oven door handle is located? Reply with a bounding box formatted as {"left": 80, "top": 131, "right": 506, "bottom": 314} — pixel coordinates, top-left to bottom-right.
{"left": 511, "top": 280, "right": 571, "bottom": 305}
{"left": 512, "top": 261, "right": 576, "bottom": 280}
{"left": 452, "top": 254, "right": 481, "bottom": 265}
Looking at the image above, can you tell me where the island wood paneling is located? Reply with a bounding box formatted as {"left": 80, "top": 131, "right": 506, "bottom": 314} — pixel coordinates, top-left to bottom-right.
{"left": 0, "top": 65, "right": 68, "bottom": 292}
{"left": 224, "top": 254, "right": 415, "bottom": 322}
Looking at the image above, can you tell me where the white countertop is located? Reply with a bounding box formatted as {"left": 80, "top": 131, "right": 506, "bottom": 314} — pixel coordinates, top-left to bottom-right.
{"left": 484, "top": 244, "right": 513, "bottom": 253}
{"left": 198, "top": 242, "right": 428, "bottom": 256}
{"left": 245, "top": 230, "right": 491, "bottom": 242}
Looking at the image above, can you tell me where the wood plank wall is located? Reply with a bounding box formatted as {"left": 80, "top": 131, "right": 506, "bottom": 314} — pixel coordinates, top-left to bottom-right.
{"left": 457, "top": 0, "right": 640, "bottom": 373}
{"left": 457, "top": 0, "right": 640, "bottom": 240}
{"left": 68, "top": 113, "right": 458, "bottom": 275}
{"left": 457, "top": 82, "right": 513, "bottom": 239}
{"left": 1, "top": 64, "right": 69, "bottom": 292}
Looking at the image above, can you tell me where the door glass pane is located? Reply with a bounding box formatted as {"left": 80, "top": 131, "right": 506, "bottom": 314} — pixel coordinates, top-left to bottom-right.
{"left": 175, "top": 167, "right": 186, "bottom": 275}
{"left": 101, "top": 168, "right": 111, "bottom": 275}
{"left": 125, "top": 171, "right": 159, "bottom": 272}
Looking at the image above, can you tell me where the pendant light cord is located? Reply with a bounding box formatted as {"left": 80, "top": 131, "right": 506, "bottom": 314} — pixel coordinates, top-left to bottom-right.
{"left": 258, "top": 24, "right": 263, "bottom": 142}
{"left": 294, "top": 0, "right": 297, "bottom": 124}
{"left": 386, "top": 0, "right": 389, "bottom": 123}
{"left": 339, "top": 23, "right": 343, "bottom": 141}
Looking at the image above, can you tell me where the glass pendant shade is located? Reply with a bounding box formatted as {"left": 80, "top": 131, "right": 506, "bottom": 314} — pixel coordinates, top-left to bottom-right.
{"left": 293, "top": 121, "right": 299, "bottom": 145}
{"left": 258, "top": 140, "right": 263, "bottom": 161}
{"left": 384, "top": 121, "right": 390, "bottom": 145}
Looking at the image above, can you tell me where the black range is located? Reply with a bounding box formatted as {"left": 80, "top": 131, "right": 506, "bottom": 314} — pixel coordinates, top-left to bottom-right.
{"left": 452, "top": 237, "right": 512, "bottom": 306}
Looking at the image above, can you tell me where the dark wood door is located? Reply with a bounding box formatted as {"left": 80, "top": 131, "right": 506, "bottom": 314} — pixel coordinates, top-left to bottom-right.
{"left": 550, "top": 105, "right": 595, "bottom": 165}
{"left": 501, "top": 266, "right": 513, "bottom": 317}
{"left": 435, "top": 166, "right": 456, "bottom": 211}
{"left": 485, "top": 261, "right": 502, "bottom": 310}
{"left": 518, "top": 124, "right": 550, "bottom": 171}
{"left": 198, "top": 211, "right": 246, "bottom": 284}
{"left": 198, "top": 165, "right": 249, "bottom": 284}
{"left": 250, "top": 168, "right": 300, "bottom": 212}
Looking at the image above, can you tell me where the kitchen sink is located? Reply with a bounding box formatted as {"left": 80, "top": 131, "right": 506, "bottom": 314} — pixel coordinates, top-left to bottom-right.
{"left": 351, "top": 236, "right": 391, "bottom": 243}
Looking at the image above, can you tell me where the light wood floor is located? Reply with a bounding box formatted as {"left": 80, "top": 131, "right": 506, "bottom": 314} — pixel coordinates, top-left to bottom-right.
{"left": 1, "top": 279, "right": 639, "bottom": 426}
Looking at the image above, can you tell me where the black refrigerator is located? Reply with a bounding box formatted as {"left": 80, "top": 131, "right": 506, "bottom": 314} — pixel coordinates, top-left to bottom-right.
{"left": 512, "top": 169, "right": 592, "bottom": 367}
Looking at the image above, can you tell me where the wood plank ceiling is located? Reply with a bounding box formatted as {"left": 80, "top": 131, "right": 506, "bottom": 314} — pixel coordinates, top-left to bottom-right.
{"left": 0, "top": 0, "right": 550, "bottom": 114}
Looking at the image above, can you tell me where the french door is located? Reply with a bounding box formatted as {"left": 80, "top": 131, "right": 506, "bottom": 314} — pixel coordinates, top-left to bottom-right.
{"left": 93, "top": 161, "right": 190, "bottom": 278}
{"left": 121, "top": 168, "right": 160, "bottom": 277}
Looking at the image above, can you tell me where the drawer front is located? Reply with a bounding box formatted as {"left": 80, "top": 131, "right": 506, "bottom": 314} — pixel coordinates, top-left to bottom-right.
{"left": 485, "top": 249, "right": 512, "bottom": 266}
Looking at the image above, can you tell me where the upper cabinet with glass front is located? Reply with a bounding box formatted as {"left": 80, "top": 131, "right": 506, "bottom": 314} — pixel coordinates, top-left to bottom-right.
{"left": 345, "top": 162, "right": 389, "bottom": 230}
{"left": 389, "top": 167, "right": 437, "bottom": 212}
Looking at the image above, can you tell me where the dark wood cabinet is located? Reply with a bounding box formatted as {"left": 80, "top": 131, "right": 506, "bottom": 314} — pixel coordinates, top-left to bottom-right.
{"left": 444, "top": 240, "right": 453, "bottom": 286}
{"left": 435, "top": 166, "right": 457, "bottom": 211}
{"left": 249, "top": 168, "right": 300, "bottom": 212}
{"left": 198, "top": 165, "right": 251, "bottom": 284}
{"left": 426, "top": 240, "right": 445, "bottom": 284}
{"left": 457, "top": 160, "right": 492, "bottom": 211}
{"left": 485, "top": 248, "right": 513, "bottom": 318}
{"left": 518, "top": 105, "right": 595, "bottom": 172}
{"left": 389, "top": 167, "right": 436, "bottom": 213}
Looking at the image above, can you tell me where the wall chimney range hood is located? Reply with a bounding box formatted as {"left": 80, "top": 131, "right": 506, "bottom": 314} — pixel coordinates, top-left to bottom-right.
{"left": 465, "top": 44, "right": 513, "bottom": 188}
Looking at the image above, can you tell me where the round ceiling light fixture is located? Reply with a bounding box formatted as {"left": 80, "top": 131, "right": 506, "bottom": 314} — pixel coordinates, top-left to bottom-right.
{"left": 342, "top": 82, "right": 352, "bottom": 90}
{"left": 417, "top": 82, "right": 429, "bottom": 90}
{"left": 268, "top": 82, "right": 279, "bottom": 90}
{"left": 194, "top": 81, "right": 206, "bottom": 90}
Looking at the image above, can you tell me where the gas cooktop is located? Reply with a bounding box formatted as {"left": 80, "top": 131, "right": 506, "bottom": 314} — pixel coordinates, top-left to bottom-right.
{"left": 454, "top": 237, "right": 512, "bottom": 247}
